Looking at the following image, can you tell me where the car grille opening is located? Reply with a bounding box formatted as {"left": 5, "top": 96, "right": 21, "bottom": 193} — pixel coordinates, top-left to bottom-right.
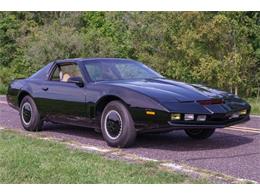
{"left": 197, "top": 99, "right": 224, "bottom": 105}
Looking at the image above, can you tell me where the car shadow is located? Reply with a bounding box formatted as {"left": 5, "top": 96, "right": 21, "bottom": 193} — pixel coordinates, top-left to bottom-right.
{"left": 132, "top": 130, "right": 255, "bottom": 152}
{"left": 41, "top": 123, "right": 254, "bottom": 152}
{"left": 41, "top": 123, "right": 105, "bottom": 146}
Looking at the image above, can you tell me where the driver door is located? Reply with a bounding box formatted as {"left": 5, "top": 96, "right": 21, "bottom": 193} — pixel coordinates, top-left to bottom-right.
{"left": 38, "top": 62, "right": 88, "bottom": 125}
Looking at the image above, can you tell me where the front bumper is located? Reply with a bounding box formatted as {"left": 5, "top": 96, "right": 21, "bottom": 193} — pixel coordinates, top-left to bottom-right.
{"left": 136, "top": 111, "right": 250, "bottom": 133}
{"left": 132, "top": 101, "right": 251, "bottom": 133}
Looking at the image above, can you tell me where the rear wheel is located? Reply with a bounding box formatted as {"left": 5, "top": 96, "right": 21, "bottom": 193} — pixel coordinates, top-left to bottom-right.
{"left": 101, "top": 101, "right": 136, "bottom": 148}
{"left": 20, "top": 95, "right": 43, "bottom": 131}
{"left": 185, "top": 129, "right": 215, "bottom": 139}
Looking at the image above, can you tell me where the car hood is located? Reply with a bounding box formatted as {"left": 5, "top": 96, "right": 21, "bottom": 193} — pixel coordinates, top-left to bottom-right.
{"left": 102, "top": 78, "right": 228, "bottom": 103}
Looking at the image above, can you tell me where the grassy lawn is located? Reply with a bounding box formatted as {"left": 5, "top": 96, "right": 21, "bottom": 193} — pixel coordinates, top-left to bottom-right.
{"left": 0, "top": 130, "right": 205, "bottom": 184}
{"left": 247, "top": 98, "right": 260, "bottom": 115}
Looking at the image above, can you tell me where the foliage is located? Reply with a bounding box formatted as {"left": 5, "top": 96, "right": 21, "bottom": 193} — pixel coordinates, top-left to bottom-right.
{"left": 0, "top": 12, "right": 259, "bottom": 97}
{"left": 247, "top": 98, "right": 260, "bottom": 115}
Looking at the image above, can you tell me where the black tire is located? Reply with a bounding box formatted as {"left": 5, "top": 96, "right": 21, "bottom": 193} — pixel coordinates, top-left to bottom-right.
{"left": 101, "top": 100, "right": 136, "bottom": 148}
{"left": 19, "top": 95, "right": 43, "bottom": 131}
{"left": 185, "top": 129, "right": 215, "bottom": 139}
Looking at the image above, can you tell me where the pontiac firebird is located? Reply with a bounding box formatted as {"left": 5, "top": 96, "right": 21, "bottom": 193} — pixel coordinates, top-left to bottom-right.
{"left": 7, "top": 58, "right": 251, "bottom": 147}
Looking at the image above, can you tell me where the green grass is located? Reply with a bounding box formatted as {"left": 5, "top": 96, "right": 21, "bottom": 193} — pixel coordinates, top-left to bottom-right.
{"left": 0, "top": 130, "right": 204, "bottom": 184}
{"left": 247, "top": 98, "right": 260, "bottom": 115}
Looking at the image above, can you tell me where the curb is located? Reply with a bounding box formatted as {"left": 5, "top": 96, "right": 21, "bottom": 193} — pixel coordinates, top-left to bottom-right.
{"left": 1, "top": 128, "right": 257, "bottom": 184}
{"left": 251, "top": 115, "right": 260, "bottom": 118}
{"left": 29, "top": 134, "right": 260, "bottom": 183}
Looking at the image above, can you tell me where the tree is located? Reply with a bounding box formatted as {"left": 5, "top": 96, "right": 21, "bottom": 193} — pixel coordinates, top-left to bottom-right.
{"left": 0, "top": 12, "right": 259, "bottom": 97}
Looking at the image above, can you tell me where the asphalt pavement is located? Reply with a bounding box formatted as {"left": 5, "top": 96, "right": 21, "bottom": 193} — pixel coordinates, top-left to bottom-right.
{"left": 0, "top": 96, "right": 259, "bottom": 182}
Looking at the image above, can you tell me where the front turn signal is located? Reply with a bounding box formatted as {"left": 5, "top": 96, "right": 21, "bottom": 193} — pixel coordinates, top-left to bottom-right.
{"left": 239, "top": 110, "right": 247, "bottom": 115}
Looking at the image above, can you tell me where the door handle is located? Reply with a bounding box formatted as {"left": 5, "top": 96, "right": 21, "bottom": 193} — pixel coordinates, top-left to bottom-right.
{"left": 42, "top": 87, "right": 48, "bottom": 91}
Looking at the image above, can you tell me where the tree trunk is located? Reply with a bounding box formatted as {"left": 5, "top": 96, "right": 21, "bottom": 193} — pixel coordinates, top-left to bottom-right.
{"left": 235, "top": 86, "right": 238, "bottom": 96}
{"left": 257, "top": 87, "right": 260, "bottom": 100}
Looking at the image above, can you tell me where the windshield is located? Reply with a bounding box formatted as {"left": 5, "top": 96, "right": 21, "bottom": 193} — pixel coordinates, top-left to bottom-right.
{"left": 84, "top": 59, "right": 163, "bottom": 82}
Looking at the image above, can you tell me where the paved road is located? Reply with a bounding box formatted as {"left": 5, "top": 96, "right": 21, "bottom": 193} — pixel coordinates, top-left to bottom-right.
{"left": 0, "top": 96, "right": 259, "bottom": 182}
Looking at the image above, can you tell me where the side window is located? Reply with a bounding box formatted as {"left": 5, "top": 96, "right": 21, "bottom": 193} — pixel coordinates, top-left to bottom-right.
{"left": 50, "top": 63, "right": 83, "bottom": 82}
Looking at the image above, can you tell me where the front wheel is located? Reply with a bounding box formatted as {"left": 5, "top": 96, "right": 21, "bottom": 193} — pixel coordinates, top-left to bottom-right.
{"left": 185, "top": 129, "right": 215, "bottom": 139}
{"left": 19, "top": 95, "right": 43, "bottom": 131}
{"left": 101, "top": 101, "right": 136, "bottom": 148}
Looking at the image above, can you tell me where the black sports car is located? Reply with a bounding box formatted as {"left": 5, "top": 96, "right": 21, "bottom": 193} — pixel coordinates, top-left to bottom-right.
{"left": 7, "top": 58, "right": 251, "bottom": 147}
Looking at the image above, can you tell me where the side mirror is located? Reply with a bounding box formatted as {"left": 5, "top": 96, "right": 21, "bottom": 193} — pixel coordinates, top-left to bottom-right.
{"left": 68, "top": 77, "right": 84, "bottom": 87}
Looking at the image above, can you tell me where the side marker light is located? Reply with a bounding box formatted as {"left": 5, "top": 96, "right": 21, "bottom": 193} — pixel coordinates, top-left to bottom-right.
{"left": 146, "top": 111, "right": 156, "bottom": 115}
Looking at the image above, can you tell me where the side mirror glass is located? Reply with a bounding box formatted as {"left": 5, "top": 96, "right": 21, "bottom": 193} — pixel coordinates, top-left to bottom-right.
{"left": 67, "top": 77, "right": 84, "bottom": 87}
